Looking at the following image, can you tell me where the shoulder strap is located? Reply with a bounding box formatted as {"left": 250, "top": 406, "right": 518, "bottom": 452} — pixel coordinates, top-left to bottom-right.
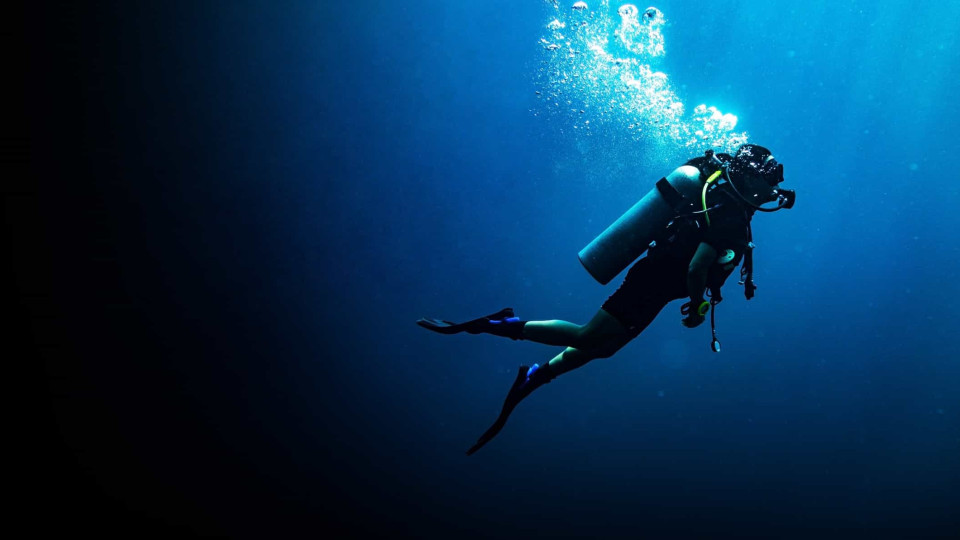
{"left": 655, "top": 177, "right": 685, "bottom": 208}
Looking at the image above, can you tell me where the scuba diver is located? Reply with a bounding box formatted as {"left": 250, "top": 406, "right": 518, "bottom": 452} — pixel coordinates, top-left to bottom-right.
{"left": 418, "top": 144, "right": 796, "bottom": 455}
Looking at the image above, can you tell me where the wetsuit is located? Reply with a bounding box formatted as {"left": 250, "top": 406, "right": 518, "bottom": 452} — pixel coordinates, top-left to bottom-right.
{"left": 601, "top": 185, "right": 752, "bottom": 336}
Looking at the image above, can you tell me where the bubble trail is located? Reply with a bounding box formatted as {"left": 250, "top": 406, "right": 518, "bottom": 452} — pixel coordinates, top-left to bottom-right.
{"left": 537, "top": 1, "right": 748, "bottom": 154}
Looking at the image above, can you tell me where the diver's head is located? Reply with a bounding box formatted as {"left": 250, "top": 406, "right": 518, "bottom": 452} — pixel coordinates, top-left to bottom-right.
{"left": 729, "top": 144, "right": 783, "bottom": 187}
{"left": 725, "top": 144, "right": 795, "bottom": 210}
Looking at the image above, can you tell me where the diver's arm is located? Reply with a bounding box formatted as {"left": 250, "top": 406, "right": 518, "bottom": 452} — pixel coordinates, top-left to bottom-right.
{"left": 686, "top": 242, "right": 717, "bottom": 305}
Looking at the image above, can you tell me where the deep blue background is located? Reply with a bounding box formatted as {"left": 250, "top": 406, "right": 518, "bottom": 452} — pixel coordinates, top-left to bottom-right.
{"left": 25, "top": 1, "right": 959, "bottom": 537}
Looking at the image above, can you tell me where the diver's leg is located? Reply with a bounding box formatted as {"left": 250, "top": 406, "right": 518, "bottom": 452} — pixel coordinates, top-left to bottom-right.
{"left": 544, "top": 291, "right": 672, "bottom": 374}
{"left": 465, "top": 315, "right": 633, "bottom": 455}
{"left": 545, "top": 342, "right": 622, "bottom": 377}
{"left": 522, "top": 308, "right": 630, "bottom": 349}
{"left": 518, "top": 319, "right": 580, "bottom": 345}
{"left": 539, "top": 316, "right": 635, "bottom": 376}
{"left": 500, "top": 310, "right": 640, "bottom": 418}
{"left": 465, "top": 299, "right": 670, "bottom": 455}
{"left": 418, "top": 307, "right": 624, "bottom": 345}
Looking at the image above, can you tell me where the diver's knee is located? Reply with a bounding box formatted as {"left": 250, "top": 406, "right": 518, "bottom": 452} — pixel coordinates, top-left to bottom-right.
{"left": 593, "top": 337, "right": 631, "bottom": 359}
{"left": 571, "top": 327, "right": 602, "bottom": 350}
{"left": 569, "top": 347, "right": 615, "bottom": 362}
{"left": 572, "top": 326, "right": 627, "bottom": 351}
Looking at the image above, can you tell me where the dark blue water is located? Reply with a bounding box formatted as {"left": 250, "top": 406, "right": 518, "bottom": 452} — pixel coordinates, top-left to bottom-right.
{"left": 28, "top": 1, "right": 959, "bottom": 537}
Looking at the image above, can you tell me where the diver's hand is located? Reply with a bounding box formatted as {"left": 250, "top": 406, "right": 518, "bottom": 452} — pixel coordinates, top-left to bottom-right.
{"left": 680, "top": 300, "right": 709, "bottom": 328}
{"left": 681, "top": 312, "right": 705, "bottom": 328}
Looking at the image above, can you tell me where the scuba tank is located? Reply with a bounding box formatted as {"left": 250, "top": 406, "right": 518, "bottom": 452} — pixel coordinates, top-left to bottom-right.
{"left": 578, "top": 166, "right": 704, "bottom": 285}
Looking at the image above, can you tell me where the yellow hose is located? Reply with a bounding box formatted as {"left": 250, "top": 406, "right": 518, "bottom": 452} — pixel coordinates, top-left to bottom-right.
{"left": 701, "top": 170, "right": 723, "bottom": 226}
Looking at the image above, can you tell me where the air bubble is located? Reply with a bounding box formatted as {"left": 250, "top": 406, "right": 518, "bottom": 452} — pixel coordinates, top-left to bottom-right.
{"left": 536, "top": 5, "right": 748, "bottom": 153}
{"left": 618, "top": 4, "right": 637, "bottom": 18}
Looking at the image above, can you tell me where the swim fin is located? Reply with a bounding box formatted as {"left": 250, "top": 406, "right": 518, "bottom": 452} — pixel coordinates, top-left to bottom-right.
{"left": 466, "top": 363, "right": 552, "bottom": 455}
{"left": 417, "top": 308, "right": 524, "bottom": 339}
